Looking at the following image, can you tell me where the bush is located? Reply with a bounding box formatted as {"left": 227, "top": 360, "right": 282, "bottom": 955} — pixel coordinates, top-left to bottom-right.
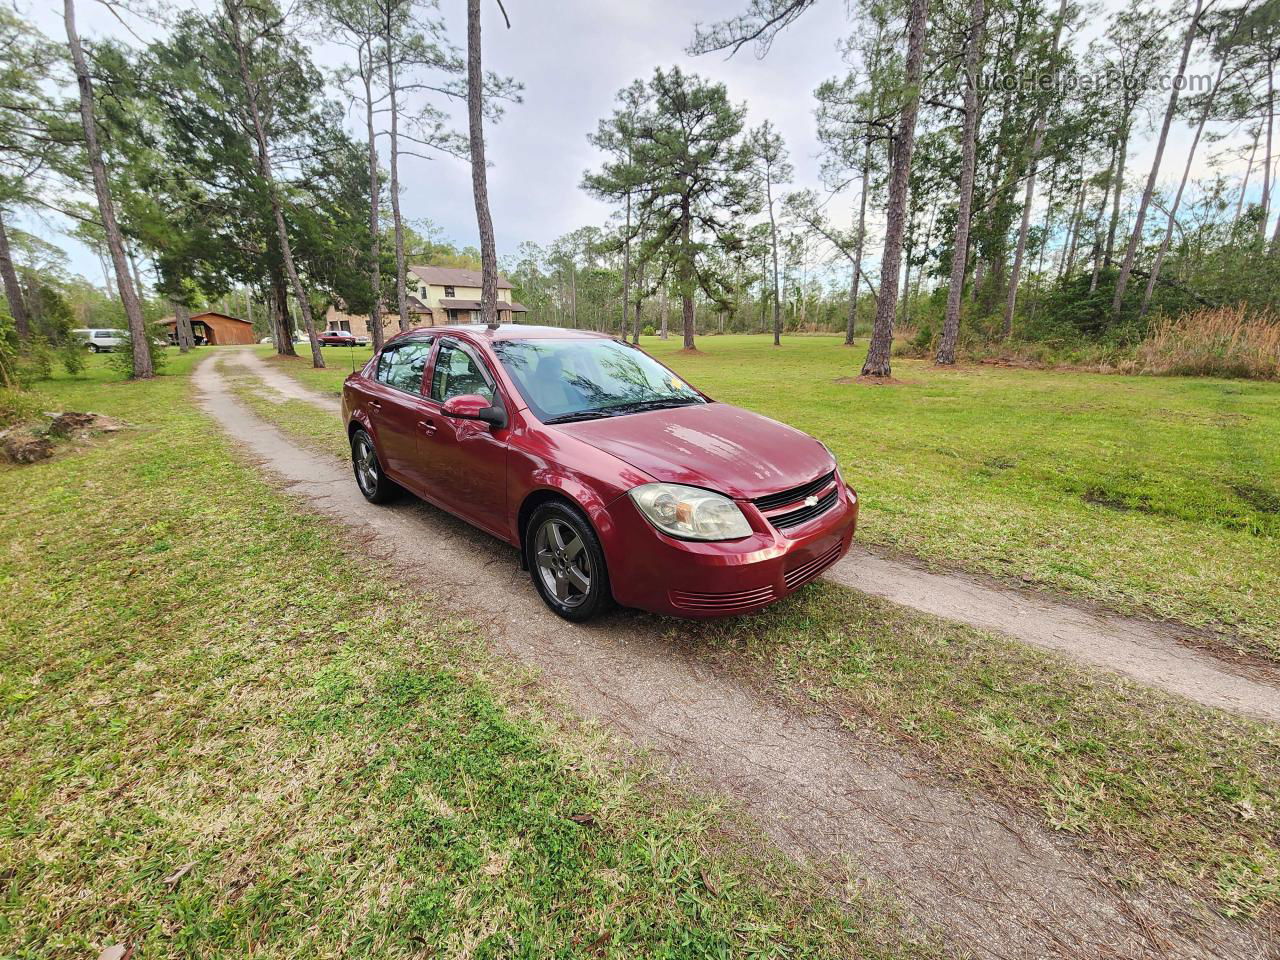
{"left": 0, "top": 386, "right": 44, "bottom": 429}
{"left": 58, "top": 339, "right": 86, "bottom": 376}
{"left": 642, "top": 324, "right": 656, "bottom": 337}
{"left": 107, "top": 322, "right": 169, "bottom": 378}
{"left": 15, "top": 338, "right": 55, "bottom": 385}
{"left": 1136, "top": 306, "right": 1280, "bottom": 380}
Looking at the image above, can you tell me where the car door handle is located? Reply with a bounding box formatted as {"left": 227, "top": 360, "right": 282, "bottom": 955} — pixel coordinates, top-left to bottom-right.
{"left": 368, "top": 399, "right": 381, "bottom": 409}
{"left": 418, "top": 418, "right": 436, "bottom": 435}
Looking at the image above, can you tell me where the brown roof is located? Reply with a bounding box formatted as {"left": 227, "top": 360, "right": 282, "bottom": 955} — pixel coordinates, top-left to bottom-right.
{"left": 409, "top": 265, "right": 514, "bottom": 290}
{"left": 157, "top": 310, "right": 252, "bottom": 327}
{"left": 405, "top": 295, "right": 433, "bottom": 314}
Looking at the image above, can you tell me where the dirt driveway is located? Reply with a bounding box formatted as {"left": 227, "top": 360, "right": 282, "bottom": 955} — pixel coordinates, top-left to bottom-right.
{"left": 198, "top": 351, "right": 1273, "bottom": 959}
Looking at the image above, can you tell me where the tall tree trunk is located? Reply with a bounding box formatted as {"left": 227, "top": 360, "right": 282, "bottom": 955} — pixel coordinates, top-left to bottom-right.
{"left": 1004, "top": 0, "right": 1066, "bottom": 337}
{"left": 1062, "top": 179, "right": 1086, "bottom": 277}
{"left": 466, "top": 0, "right": 499, "bottom": 326}
{"left": 226, "top": 0, "right": 323, "bottom": 368}
{"left": 64, "top": 0, "right": 152, "bottom": 378}
{"left": 844, "top": 135, "right": 875, "bottom": 345}
{"left": 1141, "top": 57, "right": 1224, "bottom": 320}
{"left": 766, "top": 175, "right": 782, "bottom": 347}
{"left": 862, "top": 0, "right": 927, "bottom": 378}
{"left": 271, "top": 267, "right": 296, "bottom": 356}
{"left": 659, "top": 285, "right": 668, "bottom": 339}
{"left": 1089, "top": 144, "right": 1113, "bottom": 293}
{"left": 680, "top": 196, "right": 695, "bottom": 349}
{"left": 622, "top": 167, "right": 632, "bottom": 335}
{"left": 1235, "top": 126, "right": 1260, "bottom": 227}
{"left": 1113, "top": 0, "right": 1204, "bottom": 314}
{"left": 845, "top": 137, "right": 870, "bottom": 346}
{"left": 1263, "top": 63, "right": 1275, "bottom": 240}
{"left": 0, "top": 207, "right": 30, "bottom": 340}
{"left": 937, "top": 0, "right": 985, "bottom": 364}
{"left": 362, "top": 45, "right": 384, "bottom": 352}
{"left": 385, "top": 15, "right": 411, "bottom": 332}
{"left": 899, "top": 255, "right": 911, "bottom": 328}
{"left": 172, "top": 300, "right": 194, "bottom": 353}
{"left": 126, "top": 246, "right": 146, "bottom": 310}
{"left": 1105, "top": 128, "right": 1128, "bottom": 266}
{"left": 632, "top": 259, "right": 644, "bottom": 343}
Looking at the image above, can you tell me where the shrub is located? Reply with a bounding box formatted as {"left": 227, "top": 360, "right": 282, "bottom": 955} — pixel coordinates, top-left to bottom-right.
{"left": 0, "top": 386, "right": 44, "bottom": 429}
{"left": 15, "top": 338, "right": 55, "bottom": 385}
{"left": 58, "top": 339, "right": 86, "bottom": 376}
{"left": 107, "top": 322, "right": 169, "bottom": 379}
{"left": 1136, "top": 306, "right": 1280, "bottom": 380}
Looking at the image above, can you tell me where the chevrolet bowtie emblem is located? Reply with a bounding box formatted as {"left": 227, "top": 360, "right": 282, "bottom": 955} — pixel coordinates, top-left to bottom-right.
{"left": 804, "top": 495, "right": 819, "bottom": 508}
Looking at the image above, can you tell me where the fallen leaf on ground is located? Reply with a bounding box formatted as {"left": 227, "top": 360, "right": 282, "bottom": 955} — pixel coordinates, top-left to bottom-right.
{"left": 98, "top": 945, "right": 133, "bottom": 960}
{"left": 163, "top": 861, "right": 197, "bottom": 886}
{"left": 567, "top": 813, "right": 597, "bottom": 827}
{"left": 700, "top": 866, "right": 719, "bottom": 896}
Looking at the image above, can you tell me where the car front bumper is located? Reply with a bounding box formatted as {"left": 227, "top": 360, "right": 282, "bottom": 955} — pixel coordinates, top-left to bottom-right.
{"left": 604, "top": 480, "right": 859, "bottom": 618}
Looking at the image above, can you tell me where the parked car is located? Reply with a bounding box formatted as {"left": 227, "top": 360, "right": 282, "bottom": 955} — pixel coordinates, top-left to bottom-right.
{"left": 71, "top": 328, "right": 127, "bottom": 353}
{"left": 342, "top": 325, "right": 858, "bottom": 621}
{"left": 319, "top": 329, "right": 369, "bottom": 347}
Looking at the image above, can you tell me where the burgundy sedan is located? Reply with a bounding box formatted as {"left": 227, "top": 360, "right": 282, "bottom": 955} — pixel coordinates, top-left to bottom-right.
{"left": 319, "top": 329, "right": 369, "bottom": 347}
{"left": 341, "top": 325, "right": 858, "bottom": 621}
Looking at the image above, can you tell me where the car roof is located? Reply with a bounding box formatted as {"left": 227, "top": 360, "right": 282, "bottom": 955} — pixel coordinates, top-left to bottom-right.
{"left": 388, "top": 324, "right": 616, "bottom": 347}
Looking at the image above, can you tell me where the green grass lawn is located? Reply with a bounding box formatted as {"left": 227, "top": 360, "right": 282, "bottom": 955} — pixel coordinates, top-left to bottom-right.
{"left": 0, "top": 353, "right": 929, "bottom": 959}
{"left": 244, "top": 345, "right": 1279, "bottom": 921}
{"left": 260, "top": 334, "right": 1280, "bottom": 661}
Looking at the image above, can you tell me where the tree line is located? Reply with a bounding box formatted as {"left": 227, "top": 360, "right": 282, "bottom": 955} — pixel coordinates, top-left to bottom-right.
{"left": 1, "top": 0, "right": 515, "bottom": 381}
{"left": 510, "top": 0, "right": 1280, "bottom": 378}
{"left": 4, "top": 0, "right": 1279, "bottom": 386}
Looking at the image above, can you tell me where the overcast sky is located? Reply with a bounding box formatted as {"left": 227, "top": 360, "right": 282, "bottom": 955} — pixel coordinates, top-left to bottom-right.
{"left": 18, "top": 0, "right": 1252, "bottom": 289}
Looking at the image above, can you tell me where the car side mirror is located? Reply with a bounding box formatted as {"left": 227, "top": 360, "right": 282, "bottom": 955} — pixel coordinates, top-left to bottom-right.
{"left": 442, "top": 393, "right": 507, "bottom": 430}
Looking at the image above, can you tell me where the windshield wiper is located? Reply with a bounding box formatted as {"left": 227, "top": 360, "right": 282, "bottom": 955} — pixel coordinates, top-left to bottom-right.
{"left": 542, "top": 410, "right": 617, "bottom": 425}
{"left": 543, "top": 397, "right": 703, "bottom": 425}
{"left": 606, "top": 397, "right": 704, "bottom": 414}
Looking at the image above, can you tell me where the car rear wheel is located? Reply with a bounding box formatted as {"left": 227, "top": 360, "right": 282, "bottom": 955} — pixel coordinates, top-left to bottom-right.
{"left": 350, "top": 428, "right": 398, "bottom": 504}
{"left": 87, "top": 344, "right": 99, "bottom": 353}
{"left": 526, "top": 501, "right": 613, "bottom": 622}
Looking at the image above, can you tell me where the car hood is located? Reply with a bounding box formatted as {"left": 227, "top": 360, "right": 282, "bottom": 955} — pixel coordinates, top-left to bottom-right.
{"left": 555, "top": 402, "right": 833, "bottom": 500}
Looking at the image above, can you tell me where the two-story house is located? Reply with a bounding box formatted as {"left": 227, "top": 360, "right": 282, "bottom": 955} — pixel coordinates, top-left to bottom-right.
{"left": 324, "top": 265, "right": 528, "bottom": 338}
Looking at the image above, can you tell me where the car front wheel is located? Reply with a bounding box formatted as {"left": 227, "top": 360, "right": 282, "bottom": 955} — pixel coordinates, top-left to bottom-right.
{"left": 88, "top": 344, "right": 99, "bottom": 353}
{"left": 526, "top": 501, "right": 613, "bottom": 622}
{"left": 350, "top": 428, "right": 398, "bottom": 504}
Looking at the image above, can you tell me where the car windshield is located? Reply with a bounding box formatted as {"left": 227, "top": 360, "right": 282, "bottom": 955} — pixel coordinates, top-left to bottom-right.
{"left": 492, "top": 338, "right": 705, "bottom": 424}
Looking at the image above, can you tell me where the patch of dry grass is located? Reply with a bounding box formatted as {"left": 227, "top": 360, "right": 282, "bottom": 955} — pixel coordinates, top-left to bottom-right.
{"left": 1137, "top": 305, "right": 1280, "bottom": 380}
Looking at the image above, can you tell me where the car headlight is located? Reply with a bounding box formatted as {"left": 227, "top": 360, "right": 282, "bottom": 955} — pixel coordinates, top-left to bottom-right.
{"left": 628, "top": 482, "right": 752, "bottom": 541}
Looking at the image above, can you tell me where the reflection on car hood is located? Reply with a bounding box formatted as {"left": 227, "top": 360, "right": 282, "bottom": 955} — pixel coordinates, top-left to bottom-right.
{"left": 554, "top": 402, "right": 833, "bottom": 500}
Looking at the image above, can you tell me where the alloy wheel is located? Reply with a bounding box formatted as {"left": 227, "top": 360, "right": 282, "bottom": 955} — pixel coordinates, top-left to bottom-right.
{"left": 534, "top": 518, "right": 592, "bottom": 608}
{"left": 353, "top": 435, "right": 378, "bottom": 496}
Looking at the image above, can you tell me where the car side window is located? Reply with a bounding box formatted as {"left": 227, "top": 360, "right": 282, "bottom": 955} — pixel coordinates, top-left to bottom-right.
{"left": 375, "top": 339, "right": 433, "bottom": 394}
{"left": 430, "top": 342, "right": 495, "bottom": 405}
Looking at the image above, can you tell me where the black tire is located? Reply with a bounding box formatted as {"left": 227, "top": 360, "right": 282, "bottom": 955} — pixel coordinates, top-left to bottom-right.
{"left": 350, "top": 427, "right": 399, "bottom": 504}
{"left": 88, "top": 343, "right": 99, "bottom": 353}
{"left": 525, "top": 500, "right": 614, "bottom": 622}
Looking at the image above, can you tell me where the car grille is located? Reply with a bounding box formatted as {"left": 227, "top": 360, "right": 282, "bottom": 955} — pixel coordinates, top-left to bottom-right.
{"left": 769, "top": 488, "right": 839, "bottom": 529}
{"left": 753, "top": 470, "right": 839, "bottom": 531}
{"left": 753, "top": 470, "right": 836, "bottom": 512}
{"left": 783, "top": 541, "right": 844, "bottom": 591}
{"left": 669, "top": 584, "right": 776, "bottom": 613}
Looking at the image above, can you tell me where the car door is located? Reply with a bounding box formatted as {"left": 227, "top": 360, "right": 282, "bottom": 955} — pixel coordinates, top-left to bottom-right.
{"left": 364, "top": 338, "right": 435, "bottom": 488}
{"left": 421, "top": 338, "right": 509, "bottom": 536}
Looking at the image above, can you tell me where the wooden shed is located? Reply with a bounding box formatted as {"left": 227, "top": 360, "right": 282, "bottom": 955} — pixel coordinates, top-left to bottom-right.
{"left": 158, "top": 311, "right": 256, "bottom": 346}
